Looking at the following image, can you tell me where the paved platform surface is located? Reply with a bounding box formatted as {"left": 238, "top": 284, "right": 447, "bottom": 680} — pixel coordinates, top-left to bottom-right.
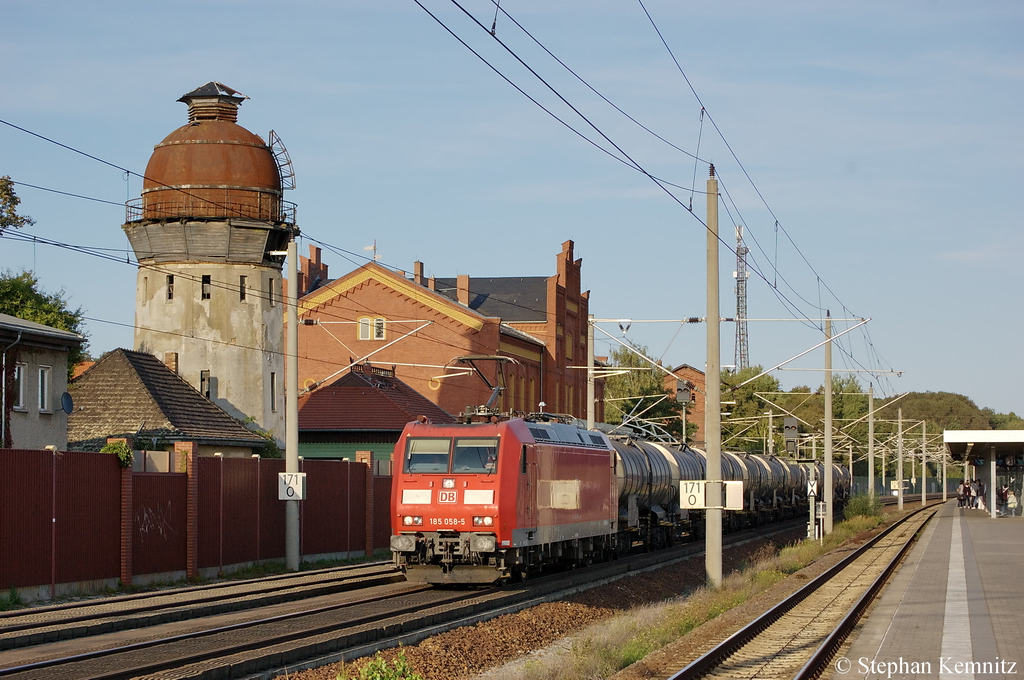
{"left": 831, "top": 500, "right": 1024, "bottom": 680}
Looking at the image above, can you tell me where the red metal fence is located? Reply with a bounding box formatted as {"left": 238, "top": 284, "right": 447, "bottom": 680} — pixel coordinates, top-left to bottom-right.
{"left": 0, "top": 449, "right": 392, "bottom": 599}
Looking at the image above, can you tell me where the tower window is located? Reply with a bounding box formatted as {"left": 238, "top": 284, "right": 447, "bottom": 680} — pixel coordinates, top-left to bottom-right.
{"left": 201, "top": 275, "right": 211, "bottom": 300}
{"left": 270, "top": 372, "right": 277, "bottom": 412}
{"left": 239, "top": 275, "right": 247, "bottom": 301}
{"left": 268, "top": 277, "right": 276, "bottom": 307}
{"left": 166, "top": 275, "right": 174, "bottom": 301}
{"left": 200, "top": 370, "right": 211, "bottom": 399}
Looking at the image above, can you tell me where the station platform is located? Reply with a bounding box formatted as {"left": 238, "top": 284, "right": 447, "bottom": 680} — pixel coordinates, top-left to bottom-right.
{"left": 835, "top": 500, "right": 1024, "bottom": 679}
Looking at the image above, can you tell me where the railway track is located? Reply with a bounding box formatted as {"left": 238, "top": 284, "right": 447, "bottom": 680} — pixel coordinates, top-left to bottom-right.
{"left": 0, "top": 561, "right": 406, "bottom": 652}
{"left": 0, "top": 520, "right": 806, "bottom": 680}
{"left": 667, "top": 503, "right": 937, "bottom": 680}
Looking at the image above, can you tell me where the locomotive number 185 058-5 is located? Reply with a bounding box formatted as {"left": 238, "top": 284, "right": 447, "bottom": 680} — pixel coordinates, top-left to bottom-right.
{"left": 429, "top": 517, "right": 466, "bottom": 526}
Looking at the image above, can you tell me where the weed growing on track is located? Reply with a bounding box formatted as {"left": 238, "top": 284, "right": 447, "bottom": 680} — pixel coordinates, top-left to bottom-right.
{"left": 498, "top": 514, "right": 890, "bottom": 680}
{"left": 336, "top": 650, "right": 424, "bottom": 680}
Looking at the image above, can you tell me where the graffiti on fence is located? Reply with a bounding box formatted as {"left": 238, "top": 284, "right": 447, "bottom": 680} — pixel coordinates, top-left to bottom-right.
{"left": 136, "top": 501, "right": 177, "bottom": 542}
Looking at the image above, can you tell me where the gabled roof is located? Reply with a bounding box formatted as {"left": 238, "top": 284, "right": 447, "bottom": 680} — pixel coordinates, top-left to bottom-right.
{"left": 434, "top": 276, "right": 548, "bottom": 322}
{"left": 299, "top": 364, "right": 455, "bottom": 432}
{"left": 0, "top": 312, "right": 86, "bottom": 349}
{"left": 68, "top": 349, "right": 265, "bottom": 451}
{"left": 299, "top": 262, "right": 488, "bottom": 331}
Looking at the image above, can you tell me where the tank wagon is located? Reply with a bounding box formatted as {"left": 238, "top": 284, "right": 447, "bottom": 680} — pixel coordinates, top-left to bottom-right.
{"left": 389, "top": 416, "right": 849, "bottom": 584}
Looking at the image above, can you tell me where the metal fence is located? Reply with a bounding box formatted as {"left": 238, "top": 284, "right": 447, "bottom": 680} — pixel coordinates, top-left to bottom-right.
{"left": 0, "top": 449, "right": 392, "bottom": 598}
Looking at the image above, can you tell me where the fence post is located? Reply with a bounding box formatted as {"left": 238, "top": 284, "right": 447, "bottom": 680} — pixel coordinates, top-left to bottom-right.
{"left": 175, "top": 441, "right": 200, "bottom": 579}
{"left": 107, "top": 437, "right": 133, "bottom": 587}
{"left": 356, "top": 451, "right": 373, "bottom": 557}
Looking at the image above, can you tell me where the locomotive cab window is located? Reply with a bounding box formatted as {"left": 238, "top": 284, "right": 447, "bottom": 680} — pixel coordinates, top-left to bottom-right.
{"left": 453, "top": 438, "right": 499, "bottom": 473}
{"left": 404, "top": 438, "right": 451, "bottom": 473}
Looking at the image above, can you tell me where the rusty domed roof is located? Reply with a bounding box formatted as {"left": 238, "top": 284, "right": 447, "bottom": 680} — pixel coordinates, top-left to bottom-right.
{"left": 140, "top": 82, "right": 283, "bottom": 222}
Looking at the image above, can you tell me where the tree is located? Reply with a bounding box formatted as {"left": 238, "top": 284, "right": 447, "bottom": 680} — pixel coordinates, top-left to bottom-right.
{"left": 0, "top": 176, "right": 34, "bottom": 233}
{"left": 602, "top": 341, "right": 684, "bottom": 439}
{"left": 0, "top": 271, "right": 89, "bottom": 374}
{"left": 720, "top": 366, "right": 781, "bottom": 453}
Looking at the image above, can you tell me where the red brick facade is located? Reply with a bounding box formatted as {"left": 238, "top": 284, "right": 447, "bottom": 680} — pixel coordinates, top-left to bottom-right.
{"left": 294, "top": 241, "right": 603, "bottom": 421}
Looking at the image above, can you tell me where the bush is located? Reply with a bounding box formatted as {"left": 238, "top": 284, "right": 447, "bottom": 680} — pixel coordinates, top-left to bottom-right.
{"left": 844, "top": 493, "right": 883, "bottom": 519}
{"left": 100, "top": 440, "right": 134, "bottom": 468}
{"left": 337, "top": 651, "right": 423, "bottom": 680}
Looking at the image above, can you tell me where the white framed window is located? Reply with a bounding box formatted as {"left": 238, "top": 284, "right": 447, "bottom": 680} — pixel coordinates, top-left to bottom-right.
{"left": 38, "top": 365, "right": 51, "bottom": 412}
{"left": 358, "top": 317, "right": 386, "bottom": 340}
{"left": 13, "top": 363, "right": 26, "bottom": 410}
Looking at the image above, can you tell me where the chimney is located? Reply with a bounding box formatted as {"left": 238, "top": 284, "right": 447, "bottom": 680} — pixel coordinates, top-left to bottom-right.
{"left": 457, "top": 275, "right": 471, "bottom": 306}
{"left": 164, "top": 352, "right": 179, "bottom": 374}
{"left": 414, "top": 261, "right": 425, "bottom": 286}
{"left": 428, "top": 276, "right": 436, "bottom": 291}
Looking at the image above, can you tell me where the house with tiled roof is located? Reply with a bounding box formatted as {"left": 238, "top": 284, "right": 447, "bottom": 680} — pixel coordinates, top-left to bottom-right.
{"left": 298, "top": 362, "right": 455, "bottom": 465}
{"left": 68, "top": 349, "right": 267, "bottom": 458}
{"left": 295, "top": 241, "right": 604, "bottom": 421}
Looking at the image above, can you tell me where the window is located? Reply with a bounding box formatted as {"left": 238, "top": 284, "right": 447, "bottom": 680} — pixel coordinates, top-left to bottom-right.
{"left": 38, "top": 366, "right": 51, "bottom": 412}
{"left": 404, "top": 437, "right": 452, "bottom": 473}
{"left": 13, "top": 363, "right": 25, "bottom": 410}
{"left": 201, "top": 275, "right": 211, "bottom": 300}
{"left": 268, "top": 277, "right": 276, "bottom": 307}
{"left": 358, "top": 317, "right": 386, "bottom": 340}
{"left": 166, "top": 275, "right": 174, "bottom": 301}
{"left": 200, "top": 370, "right": 211, "bottom": 399}
{"left": 452, "top": 438, "right": 499, "bottom": 473}
{"left": 270, "top": 372, "right": 277, "bottom": 412}
{"left": 566, "top": 332, "right": 573, "bottom": 360}
{"left": 143, "top": 276, "right": 148, "bottom": 300}
{"left": 239, "top": 275, "right": 247, "bottom": 301}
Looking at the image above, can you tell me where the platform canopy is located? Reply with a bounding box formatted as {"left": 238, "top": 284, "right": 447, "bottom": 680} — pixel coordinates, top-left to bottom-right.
{"left": 944, "top": 430, "right": 1024, "bottom": 463}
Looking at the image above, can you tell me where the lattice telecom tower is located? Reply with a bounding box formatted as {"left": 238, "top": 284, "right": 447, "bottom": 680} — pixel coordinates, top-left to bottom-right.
{"left": 734, "top": 225, "right": 750, "bottom": 370}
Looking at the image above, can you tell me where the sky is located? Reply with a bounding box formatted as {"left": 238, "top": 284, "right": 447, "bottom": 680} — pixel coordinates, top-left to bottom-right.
{"left": 1, "top": 1, "right": 1022, "bottom": 414}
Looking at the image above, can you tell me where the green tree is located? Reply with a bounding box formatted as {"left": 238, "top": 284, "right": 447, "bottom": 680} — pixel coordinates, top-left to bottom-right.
{"left": 0, "top": 271, "right": 89, "bottom": 375}
{"left": 721, "top": 366, "right": 781, "bottom": 453}
{"left": 0, "top": 176, "right": 34, "bottom": 233}
{"left": 602, "top": 341, "right": 684, "bottom": 438}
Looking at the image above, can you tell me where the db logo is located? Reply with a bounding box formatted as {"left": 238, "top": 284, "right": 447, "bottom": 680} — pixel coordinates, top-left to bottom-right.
{"left": 438, "top": 491, "right": 458, "bottom": 503}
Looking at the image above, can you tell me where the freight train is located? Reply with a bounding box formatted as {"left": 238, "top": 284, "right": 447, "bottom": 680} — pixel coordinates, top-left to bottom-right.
{"left": 389, "top": 414, "right": 850, "bottom": 584}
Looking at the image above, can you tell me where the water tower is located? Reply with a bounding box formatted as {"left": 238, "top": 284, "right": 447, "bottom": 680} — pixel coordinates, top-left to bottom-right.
{"left": 123, "top": 82, "right": 297, "bottom": 440}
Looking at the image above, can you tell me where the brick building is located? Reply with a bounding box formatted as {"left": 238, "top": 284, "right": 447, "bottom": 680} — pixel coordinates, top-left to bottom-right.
{"left": 295, "top": 240, "right": 603, "bottom": 421}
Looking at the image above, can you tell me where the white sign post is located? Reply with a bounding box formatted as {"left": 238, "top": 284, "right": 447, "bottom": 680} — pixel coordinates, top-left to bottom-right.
{"left": 278, "top": 472, "right": 307, "bottom": 501}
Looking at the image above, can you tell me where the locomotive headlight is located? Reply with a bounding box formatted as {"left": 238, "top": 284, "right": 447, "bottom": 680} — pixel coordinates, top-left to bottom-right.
{"left": 403, "top": 516, "right": 423, "bottom": 526}
{"left": 442, "top": 478, "right": 456, "bottom": 489}
{"left": 472, "top": 516, "right": 494, "bottom": 526}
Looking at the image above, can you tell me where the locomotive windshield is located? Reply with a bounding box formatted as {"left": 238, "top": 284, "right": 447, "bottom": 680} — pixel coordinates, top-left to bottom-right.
{"left": 453, "top": 438, "right": 499, "bottom": 473}
{"left": 403, "top": 437, "right": 499, "bottom": 474}
{"left": 404, "top": 438, "right": 450, "bottom": 473}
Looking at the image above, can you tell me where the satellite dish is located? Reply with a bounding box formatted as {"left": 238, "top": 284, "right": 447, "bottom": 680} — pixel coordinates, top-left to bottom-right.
{"left": 61, "top": 392, "right": 74, "bottom": 415}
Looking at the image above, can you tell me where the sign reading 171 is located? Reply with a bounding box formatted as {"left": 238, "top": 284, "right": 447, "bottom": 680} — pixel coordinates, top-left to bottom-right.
{"left": 278, "top": 472, "right": 307, "bottom": 501}
{"left": 679, "top": 480, "right": 744, "bottom": 510}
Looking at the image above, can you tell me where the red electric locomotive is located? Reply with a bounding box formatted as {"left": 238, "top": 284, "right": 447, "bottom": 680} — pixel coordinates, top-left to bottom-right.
{"left": 389, "top": 416, "right": 618, "bottom": 584}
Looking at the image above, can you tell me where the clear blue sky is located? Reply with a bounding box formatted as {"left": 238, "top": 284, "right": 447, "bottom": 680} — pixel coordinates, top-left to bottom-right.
{"left": 2, "top": 1, "right": 1021, "bottom": 414}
